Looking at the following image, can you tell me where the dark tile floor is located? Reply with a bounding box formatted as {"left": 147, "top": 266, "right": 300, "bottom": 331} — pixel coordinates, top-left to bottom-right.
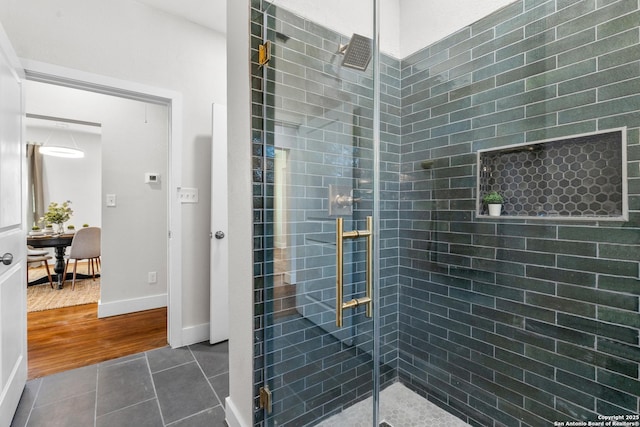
{"left": 10, "top": 341, "right": 229, "bottom": 427}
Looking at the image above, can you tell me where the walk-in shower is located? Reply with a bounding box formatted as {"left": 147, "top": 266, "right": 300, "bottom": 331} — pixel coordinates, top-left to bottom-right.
{"left": 248, "top": 0, "right": 640, "bottom": 426}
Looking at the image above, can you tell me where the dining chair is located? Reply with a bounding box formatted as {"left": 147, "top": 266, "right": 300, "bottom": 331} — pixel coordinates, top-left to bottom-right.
{"left": 27, "top": 246, "right": 54, "bottom": 288}
{"left": 63, "top": 227, "right": 101, "bottom": 290}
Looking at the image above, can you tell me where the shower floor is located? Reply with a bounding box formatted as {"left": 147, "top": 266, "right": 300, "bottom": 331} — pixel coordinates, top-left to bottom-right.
{"left": 316, "top": 382, "right": 469, "bottom": 427}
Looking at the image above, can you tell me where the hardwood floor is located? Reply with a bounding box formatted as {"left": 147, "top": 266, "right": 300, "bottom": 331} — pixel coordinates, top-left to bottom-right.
{"left": 27, "top": 303, "right": 167, "bottom": 379}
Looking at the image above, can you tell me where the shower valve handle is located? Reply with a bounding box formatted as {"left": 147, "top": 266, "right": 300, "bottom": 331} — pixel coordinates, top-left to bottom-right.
{"left": 335, "top": 194, "right": 361, "bottom": 207}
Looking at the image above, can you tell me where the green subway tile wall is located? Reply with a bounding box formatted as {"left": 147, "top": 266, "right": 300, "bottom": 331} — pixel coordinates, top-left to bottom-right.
{"left": 251, "top": 0, "right": 640, "bottom": 425}
{"left": 399, "top": 0, "right": 639, "bottom": 424}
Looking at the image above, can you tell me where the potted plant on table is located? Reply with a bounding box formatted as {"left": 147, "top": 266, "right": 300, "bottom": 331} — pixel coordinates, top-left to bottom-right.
{"left": 41, "top": 201, "right": 73, "bottom": 234}
{"left": 483, "top": 191, "right": 504, "bottom": 217}
{"left": 29, "top": 225, "right": 43, "bottom": 236}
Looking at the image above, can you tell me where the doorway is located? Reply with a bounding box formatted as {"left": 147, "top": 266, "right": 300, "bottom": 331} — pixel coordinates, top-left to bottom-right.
{"left": 25, "top": 111, "right": 102, "bottom": 314}
{"left": 22, "top": 61, "right": 183, "bottom": 348}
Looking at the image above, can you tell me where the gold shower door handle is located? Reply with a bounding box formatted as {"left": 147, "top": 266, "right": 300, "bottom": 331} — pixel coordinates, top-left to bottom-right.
{"left": 336, "top": 216, "right": 373, "bottom": 327}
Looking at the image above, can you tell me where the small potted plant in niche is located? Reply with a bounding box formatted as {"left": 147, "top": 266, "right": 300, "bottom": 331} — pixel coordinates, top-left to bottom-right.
{"left": 483, "top": 191, "right": 504, "bottom": 217}
{"left": 82, "top": 223, "right": 89, "bottom": 228}
{"left": 67, "top": 224, "right": 76, "bottom": 233}
{"left": 29, "top": 225, "right": 43, "bottom": 236}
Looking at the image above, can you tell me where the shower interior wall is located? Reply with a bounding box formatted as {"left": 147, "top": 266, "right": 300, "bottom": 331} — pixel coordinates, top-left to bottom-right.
{"left": 252, "top": 0, "right": 640, "bottom": 425}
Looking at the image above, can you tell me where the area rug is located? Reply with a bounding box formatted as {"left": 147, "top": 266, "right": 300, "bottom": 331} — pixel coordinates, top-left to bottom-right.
{"left": 27, "top": 279, "right": 100, "bottom": 312}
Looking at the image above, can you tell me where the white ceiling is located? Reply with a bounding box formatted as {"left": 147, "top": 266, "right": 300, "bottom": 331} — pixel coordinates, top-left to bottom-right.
{"left": 135, "top": 0, "right": 513, "bottom": 46}
{"left": 135, "top": 0, "right": 227, "bottom": 34}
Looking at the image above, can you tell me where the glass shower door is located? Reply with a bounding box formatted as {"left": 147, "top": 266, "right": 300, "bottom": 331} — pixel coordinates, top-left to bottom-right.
{"left": 255, "top": 1, "right": 379, "bottom": 425}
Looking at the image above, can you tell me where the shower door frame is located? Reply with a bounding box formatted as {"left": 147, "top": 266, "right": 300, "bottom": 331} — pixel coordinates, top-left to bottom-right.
{"left": 254, "top": 1, "right": 383, "bottom": 425}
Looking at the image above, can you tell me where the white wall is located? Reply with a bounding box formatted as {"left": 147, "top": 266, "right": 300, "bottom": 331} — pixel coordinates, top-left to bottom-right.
{"left": 26, "top": 124, "right": 102, "bottom": 229}
{"left": 398, "top": 0, "right": 517, "bottom": 57}
{"left": 226, "top": 1, "right": 253, "bottom": 425}
{"left": 25, "top": 81, "right": 169, "bottom": 313}
{"left": 100, "top": 97, "right": 168, "bottom": 311}
{"left": 0, "top": 0, "right": 226, "bottom": 334}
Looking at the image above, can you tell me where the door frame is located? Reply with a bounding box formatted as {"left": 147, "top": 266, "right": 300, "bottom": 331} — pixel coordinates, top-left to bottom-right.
{"left": 21, "top": 59, "right": 184, "bottom": 347}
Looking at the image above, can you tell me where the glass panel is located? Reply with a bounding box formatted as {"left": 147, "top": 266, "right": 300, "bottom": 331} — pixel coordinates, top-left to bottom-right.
{"left": 253, "top": 1, "right": 640, "bottom": 426}
{"left": 254, "top": 1, "right": 378, "bottom": 425}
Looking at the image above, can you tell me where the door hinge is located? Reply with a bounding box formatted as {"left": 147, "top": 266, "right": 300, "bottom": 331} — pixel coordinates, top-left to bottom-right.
{"left": 259, "top": 385, "right": 272, "bottom": 414}
{"left": 259, "top": 40, "right": 271, "bottom": 66}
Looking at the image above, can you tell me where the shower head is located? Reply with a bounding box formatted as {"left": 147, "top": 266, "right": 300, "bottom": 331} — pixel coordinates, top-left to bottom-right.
{"left": 339, "top": 33, "right": 372, "bottom": 71}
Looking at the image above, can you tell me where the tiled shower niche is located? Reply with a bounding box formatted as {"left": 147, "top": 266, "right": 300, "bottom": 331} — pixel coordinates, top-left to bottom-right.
{"left": 478, "top": 129, "right": 627, "bottom": 219}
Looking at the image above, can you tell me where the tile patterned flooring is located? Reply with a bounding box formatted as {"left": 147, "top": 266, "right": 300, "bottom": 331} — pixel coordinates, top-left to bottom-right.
{"left": 317, "top": 383, "right": 469, "bottom": 427}
{"left": 12, "top": 339, "right": 467, "bottom": 427}
{"left": 11, "top": 341, "right": 228, "bottom": 427}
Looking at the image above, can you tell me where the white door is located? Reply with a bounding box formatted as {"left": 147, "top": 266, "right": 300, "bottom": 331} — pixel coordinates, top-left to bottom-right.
{"left": 0, "top": 24, "right": 26, "bottom": 426}
{"left": 210, "top": 104, "right": 229, "bottom": 344}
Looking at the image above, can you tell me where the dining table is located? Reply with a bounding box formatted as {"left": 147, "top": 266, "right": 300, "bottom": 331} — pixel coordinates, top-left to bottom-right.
{"left": 27, "top": 233, "right": 74, "bottom": 290}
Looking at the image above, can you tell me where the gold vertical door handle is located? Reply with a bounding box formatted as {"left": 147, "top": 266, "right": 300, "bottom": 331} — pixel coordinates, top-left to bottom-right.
{"left": 336, "top": 216, "right": 373, "bottom": 327}
{"left": 336, "top": 218, "right": 345, "bottom": 327}
{"left": 365, "top": 215, "right": 372, "bottom": 318}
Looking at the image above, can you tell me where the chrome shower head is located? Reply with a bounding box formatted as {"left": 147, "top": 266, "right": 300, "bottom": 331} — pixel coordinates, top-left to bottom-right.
{"left": 339, "top": 33, "right": 372, "bottom": 71}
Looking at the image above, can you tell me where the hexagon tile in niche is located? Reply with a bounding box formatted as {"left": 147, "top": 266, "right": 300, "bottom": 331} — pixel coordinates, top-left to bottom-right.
{"left": 478, "top": 129, "right": 625, "bottom": 219}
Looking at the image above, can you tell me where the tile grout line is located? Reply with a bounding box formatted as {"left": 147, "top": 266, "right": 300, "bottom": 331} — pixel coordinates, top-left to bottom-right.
{"left": 23, "top": 378, "right": 42, "bottom": 427}
{"left": 165, "top": 407, "right": 224, "bottom": 426}
{"left": 187, "top": 345, "right": 224, "bottom": 409}
{"left": 143, "top": 351, "right": 167, "bottom": 427}
{"left": 150, "top": 359, "right": 195, "bottom": 375}
{"left": 93, "top": 397, "right": 159, "bottom": 419}
{"left": 209, "top": 371, "right": 229, "bottom": 408}
{"left": 30, "top": 389, "right": 97, "bottom": 411}
{"left": 94, "top": 367, "right": 99, "bottom": 427}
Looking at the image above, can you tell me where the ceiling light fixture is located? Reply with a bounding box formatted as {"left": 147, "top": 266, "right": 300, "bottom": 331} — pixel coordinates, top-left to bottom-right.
{"left": 39, "top": 126, "right": 85, "bottom": 159}
{"left": 39, "top": 145, "right": 85, "bottom": 158}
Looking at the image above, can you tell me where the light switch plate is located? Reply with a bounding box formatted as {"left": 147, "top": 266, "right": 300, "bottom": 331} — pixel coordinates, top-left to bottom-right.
{"left": 178, "top": 187, "right": 199, "bottom": 203}
{"left": 106, "top": 194, "right": 116, "bottom": 207}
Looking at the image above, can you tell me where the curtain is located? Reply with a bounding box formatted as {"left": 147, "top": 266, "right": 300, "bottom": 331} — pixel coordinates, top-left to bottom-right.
{"left": 26, "top": 143, "right": 45, "bottom": 227}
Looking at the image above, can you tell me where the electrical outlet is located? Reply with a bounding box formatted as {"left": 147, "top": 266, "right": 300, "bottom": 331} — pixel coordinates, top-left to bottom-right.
{"left": 148, "top": 271, "right": 157, "bottom": 284}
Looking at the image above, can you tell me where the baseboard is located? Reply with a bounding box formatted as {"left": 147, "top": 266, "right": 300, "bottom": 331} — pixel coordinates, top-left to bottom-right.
{"left": 180, "top": 322, "right": 209, "bottom": 346}
{"left": 97, "top": 293, "right": 167, "bottom": 318}
{"left": 225, "top": 396, "right": 250, "bottom": 427}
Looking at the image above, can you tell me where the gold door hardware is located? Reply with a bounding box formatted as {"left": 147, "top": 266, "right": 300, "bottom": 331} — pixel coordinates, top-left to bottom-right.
{"left": 336, "top": 216, "right": 373, "bottom": 327}
{"left": 259, "top": 40, "right": 271, "bottom": 66}
{"left": 259, "top": 385, "right": 272, "bottom": 414}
